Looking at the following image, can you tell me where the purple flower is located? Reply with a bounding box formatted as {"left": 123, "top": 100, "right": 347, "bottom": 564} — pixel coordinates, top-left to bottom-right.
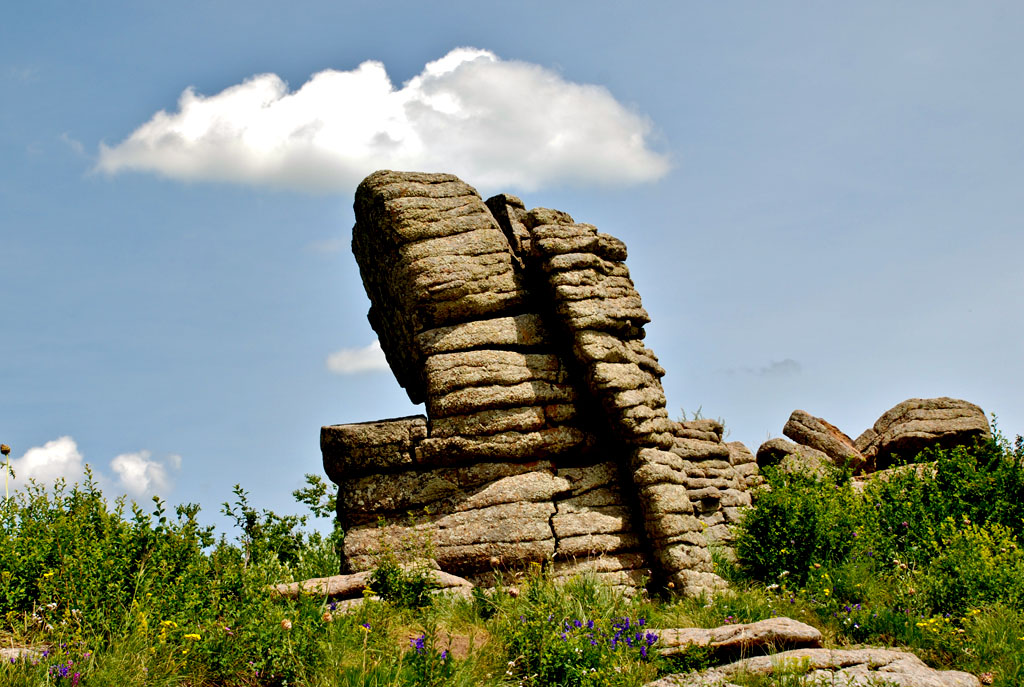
{"left": 640, "top": 646, "right": 647, "bottom": 658}
{"left": 638, "top": 618, "right": 646, "bottom": 627}
{"left": 441, "top": 650, "right": 448, "bottom": 660}
{"left": 329, "top": 602, "right": 337, "bottom": 611}
{"left": 410, "top": 634, "right": 426, "bottom": 654}
{"left": 586, "top": 619, "right": 594, "bottom": 630}
{"left": 573, "top": 619, "right": 582, "bottom": 628}
{"left": 361, "top": 622, "right": 371, "bottom": 630}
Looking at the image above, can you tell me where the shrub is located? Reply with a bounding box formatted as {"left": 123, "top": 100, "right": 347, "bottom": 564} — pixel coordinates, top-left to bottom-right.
{"left": 922, "top": 520, "right": 1024, "bottom": 616}
{"left": 734, "top": 464, "right": 860, "bottom": 585}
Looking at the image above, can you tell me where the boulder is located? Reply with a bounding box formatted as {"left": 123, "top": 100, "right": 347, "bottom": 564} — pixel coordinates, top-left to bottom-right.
{"left": 756, "top": 438, "right": 832, "bottom": 477}
{"left": 783, "top": 409, "right": 864, "bottom": 471}
{"left": 658, "top": 617, "right": 822, "bottom": 658}
{"left": 646, "top": 647, "right": 981, "bottom": 687}
{"left": 855, "top": 397, "right": 991, "bottom": 470}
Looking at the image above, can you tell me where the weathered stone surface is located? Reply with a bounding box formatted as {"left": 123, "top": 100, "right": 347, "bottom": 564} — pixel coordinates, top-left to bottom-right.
{"left": 331, "top": 171, "right": 743, "bottom": 595}
{"left": 756, "top": 437, "right": 832, "bottom": 475}
{"left": 658, "top": 617, "right": 822, "bottom": 657}
{"left": 322, "top": 416, "right": 426, "bottom": 481}
{"left": 646, "top": 648, "right": 981, "bottom": 687}
{"left": 855, "top": 397, "right": 991, "bottom": 470}
{"left": 269, "top": 569, "right": 472, "bottom": 600}
{"left": 353, "top": 171, "right": 525, "bottom": 402}
{"left": 416, "top": 314, "right": 550, "bottom": 355}
{"left": 783, "top": 409, "right": 865, "bottom": 471}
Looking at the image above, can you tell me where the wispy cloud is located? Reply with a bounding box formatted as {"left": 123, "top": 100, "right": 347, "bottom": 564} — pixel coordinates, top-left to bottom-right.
{"left": 326, "top": 340, "right": 390, "bottom": 374}
{"left": 96, "top": 47, "right": 670, "bottom": 193}
{"left": 306, "top": 236, "right": 347, "bottom": 254}
{"left": 3, "top": 437, "right": 181, "bottom": 499}
{"left": 59, "top": 132, "right": 85, "bottom": 156}
{"left": 721, "top": 358, "right": 803, "bottom": 378}
{"left": 5, "top": 65, "right": 39, "bottom": 82}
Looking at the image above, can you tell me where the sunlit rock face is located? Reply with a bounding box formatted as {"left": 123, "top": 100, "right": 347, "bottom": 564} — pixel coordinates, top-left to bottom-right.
{"left": 324, "top": 171, "right": 755, "bottom": 596}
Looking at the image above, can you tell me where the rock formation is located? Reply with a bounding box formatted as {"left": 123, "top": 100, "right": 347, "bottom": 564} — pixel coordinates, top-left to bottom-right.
{"left": 322, "top": 171, "right": 757, "bottom": 596}
{"left": 757, "top": 398, "right": 992, "bottom": 477}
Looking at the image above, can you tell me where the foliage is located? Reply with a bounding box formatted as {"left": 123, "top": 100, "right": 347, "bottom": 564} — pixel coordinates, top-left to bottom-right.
{"left": 730, "top": 430, "right": 1024, "bottom": 686}
{"left": 734, "top": 463, "right": 859, "bottom": 585}
{"left": 2, "top": 429, "right": 1023, "bottom": 686}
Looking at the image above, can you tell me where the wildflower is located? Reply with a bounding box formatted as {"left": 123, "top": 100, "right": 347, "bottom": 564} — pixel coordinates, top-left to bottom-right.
{"left": 0, "top": 445, "right": 10, "bottom": 456}
{"left": 183, "top": 633, "right": 201, "bottom": 641}
{"left": 328, "top": 601, "right": 337, "bottom": 611}
{"left": 281, "top": 619, "right": 293, "bottom": 631}
{"left": 360, "top": 622, "right": 371, "bottom": 632}
{"left": 410, "top": 634, "right": 426, "bottom": 654}
{"left": 322, "top": 611, "right": 334, "bottom": 623}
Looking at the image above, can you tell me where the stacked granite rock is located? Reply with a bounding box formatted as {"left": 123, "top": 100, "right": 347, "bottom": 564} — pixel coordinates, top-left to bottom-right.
{"left": 323, "top": 171, "right": 758, "bottom": 595}
{"left": 756, "top": 397, "right": 992, "bottom": 477}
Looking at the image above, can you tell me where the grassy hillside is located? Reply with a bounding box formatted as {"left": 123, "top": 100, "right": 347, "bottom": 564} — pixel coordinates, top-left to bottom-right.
{"left": 1, "top": 431, "right": 1022, "bottom": 686}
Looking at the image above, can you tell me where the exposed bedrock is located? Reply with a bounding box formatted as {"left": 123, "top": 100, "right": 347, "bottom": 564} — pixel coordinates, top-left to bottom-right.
{"left": 323, "top": 171, "right": 757, "bottom": 596}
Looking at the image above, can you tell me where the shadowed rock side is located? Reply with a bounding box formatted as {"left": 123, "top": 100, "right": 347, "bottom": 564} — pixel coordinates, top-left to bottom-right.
{"left": 324, "top": 170, "right": 758, "bottom": 596}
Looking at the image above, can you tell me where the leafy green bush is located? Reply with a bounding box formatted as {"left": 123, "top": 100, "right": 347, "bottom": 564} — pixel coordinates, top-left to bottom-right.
{"left": 368, "top": 556, "right": 437, "bottom": 610}
{"left": 734, "top": 464, "right": 860, "bottom": 585}
{"left": 922, "top": 520, "right": 1024, "bottom": 615}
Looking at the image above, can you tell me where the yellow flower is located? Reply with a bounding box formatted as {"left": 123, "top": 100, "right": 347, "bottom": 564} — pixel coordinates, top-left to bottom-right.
{"left": 43, "top": 572, "right": 54, "bottom": 578}
{"left": 0, "top": 445, "right": 10, "bottom": 456}
{"left": 184, "top": 633, "right": 201, "bottom": 641}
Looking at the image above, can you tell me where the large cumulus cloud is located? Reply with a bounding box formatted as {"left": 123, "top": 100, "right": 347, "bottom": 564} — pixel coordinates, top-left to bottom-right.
{"left": 96, "top": 48, "right": 670, "bottom": 193}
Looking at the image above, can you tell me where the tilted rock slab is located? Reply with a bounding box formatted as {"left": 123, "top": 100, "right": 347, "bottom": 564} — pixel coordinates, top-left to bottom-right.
{"left": 647, "top": 647, "right": 980, "bottom": 687}
{"left": 323, "top": 171, "right": 760, "bottom": 596}
{"left": 855, "top": 397, "right": 991, "bottom": 471}
{"left": 783, "top": 409, "right": 865, "bottom": 471}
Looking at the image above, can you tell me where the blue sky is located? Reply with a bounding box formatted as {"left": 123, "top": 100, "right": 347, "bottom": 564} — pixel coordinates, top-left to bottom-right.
{"left": 3, "top": 2, "right": 1022, "bottom": 530}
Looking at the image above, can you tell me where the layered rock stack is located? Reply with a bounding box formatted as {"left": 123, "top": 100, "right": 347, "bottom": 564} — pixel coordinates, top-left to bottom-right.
{"left": 322, "top": 171, "right": 757, "bottom": 595}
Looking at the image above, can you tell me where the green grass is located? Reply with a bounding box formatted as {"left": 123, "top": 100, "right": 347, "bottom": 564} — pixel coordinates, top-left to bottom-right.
{"left": 1, "top": 432, "right": 1022, "bottom": 686}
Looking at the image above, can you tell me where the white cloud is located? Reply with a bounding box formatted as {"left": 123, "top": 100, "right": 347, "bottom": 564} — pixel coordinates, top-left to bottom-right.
{"left": 96, "top": 47, "right": 670, "bottom": 193}
{"left": 326, "top": 339, "right": 390, "bottom": 374}
{"left": 6, "top": 436, "right": 85, "bottom": 490}
{"left": 1, "top": 438, "right": 180, "bottom": 499}
{"left": 110, "top": 450, "right": 179, "bottom": 498}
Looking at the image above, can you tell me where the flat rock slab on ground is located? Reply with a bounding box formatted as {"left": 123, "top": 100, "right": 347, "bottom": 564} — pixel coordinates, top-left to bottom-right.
{"left": 658, "top": 617, "right": 822, "bottom": 658}
{"left": 647, "top": 647, "right": 980, "bottom": 687}
{"left": 1, "top": 647, "right": 44, "bottom": 663}
{"left": 269, "top": 569, "right": 472, "bottom": 600}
